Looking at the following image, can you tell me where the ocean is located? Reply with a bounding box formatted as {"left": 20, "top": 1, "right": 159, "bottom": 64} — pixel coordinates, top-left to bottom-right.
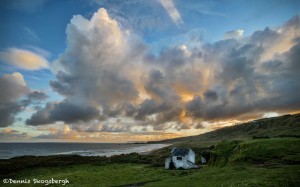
{"left": 0, "top": 143, "right": 169, "bottom": 159}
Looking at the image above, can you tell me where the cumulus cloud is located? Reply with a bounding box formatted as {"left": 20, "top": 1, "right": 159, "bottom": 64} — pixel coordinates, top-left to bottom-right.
{"left": 0, "top": 48, "right": 48, "bottom": 70}
{"left": 27, "top": 9, "right": 300, "bottom": 134}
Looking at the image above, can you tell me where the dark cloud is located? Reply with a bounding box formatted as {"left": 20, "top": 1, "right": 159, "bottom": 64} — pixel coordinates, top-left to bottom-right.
{"left": 186, "top": 96, "right": 204, "bottom": 118}
{"left": 0, "top": 73, "right": 28, "bottom": 103}
{"left": 100, "top": 123, "right": 131, "bottom": 133}
{"left": 25, "top": 102, "right": 54, "bottom": 125}
{"left": 0, "top": 130, "right": 29, "bottom": 140}
{"left": 135, "top": 99, "right": 163, "bottom": 120}
{"left": 0, "top": 102, "right": 22, "bottom": 127}
{"left": 1, "top": 90, "right": 48, "bottom": 127}
{"left": 0, "top": 71, "right": 51, "bottom": 127}
{"left": 154, "top": 108, "right": 182, "bottom": 126}
{"left": 158, "top": 46, "right": 188, "bottom": 68}
{"left": 26, "top": 100, "right": 99, "bottom": 125}
{"left": 50, "top": 101, "right": 99, "bottom": 123}
{"left": 49, "top": 71, "right": 78, "bottom": 96}
{"left": 204, "top": 90, "right": 218, "bottom": 101}
{"left": 144, "top": 69, "right": 180, "bottom": 103}
{"left": 27, "top": 91, "right": 48, "bottom": 101}
{"left": 22, "top": 91, "right": 48, "bottom": 107}
{"left": 250, "top": 27, "right": 279, "bottom": 45}
{"left": 0, "top": 73, "right": 28, "bottom": 127}
{"left": 193, "top": 123, "right": 205, "bottom": 129}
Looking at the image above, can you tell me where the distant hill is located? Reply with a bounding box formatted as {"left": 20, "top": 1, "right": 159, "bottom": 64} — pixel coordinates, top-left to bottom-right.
{"left": 153, "top": 113, "right": 300, "bottom": 145}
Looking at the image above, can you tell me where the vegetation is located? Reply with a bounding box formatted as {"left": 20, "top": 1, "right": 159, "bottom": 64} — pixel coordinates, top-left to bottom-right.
{"left": 209, "top": 138, "right": 300, "bottom": 166}
{"left": 153, "top": 113, "right": 300, "bottom": 145}
{"left": 2, "top": 162, "right": 298, "bottom": 187}
{"left": 1, "top": 113, "right": 299, "bottom": 186}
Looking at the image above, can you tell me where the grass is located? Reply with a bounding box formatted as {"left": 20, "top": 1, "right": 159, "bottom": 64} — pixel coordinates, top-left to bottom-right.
{"left": 1, "top": 138, "right": 299, "bottom": 186}
{"left": 209, "top": 138, "right": 300, "bottom": 166}
{"left": 4, "top": 163, "right": 299, "bottom": 187}
{"left": 145, "top": 165, "right": 300, "bottom": 187}
{"left": 5, "top": 163, "right": 198, "bottom": 187}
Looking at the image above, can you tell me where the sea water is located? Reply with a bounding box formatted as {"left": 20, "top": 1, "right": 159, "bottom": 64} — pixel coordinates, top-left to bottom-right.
{"left": 0, "top": 143, "right": 169, "bottom": 159}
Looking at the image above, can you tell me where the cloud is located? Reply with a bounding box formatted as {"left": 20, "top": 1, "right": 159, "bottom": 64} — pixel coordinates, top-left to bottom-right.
{"left": 25, "top": 102, "right": 54, "bottom": 125}
{"left": 30, "top": 8, "right": 141, "bottom": 126}
{"left": 183, "top": 16, "right": 300, "bottom": 121}
{"left": 27, "top": 91, "right": 48, "bottom": 101}
{"left": 0, "top": 72, "right": 50, "bottom": 127}
{"left": 27, "top": 9, "right": 300, "bottom": 133}
{"left": 159, "top": 0, "right": 183, "bottom": 26}
{"left": 0, "top": 48, "right": 49, "bottom": 70}
{"left": 31, "top": 123, "right": 182, "bottom": 142}
{"left": 224, "top": 29, "right": 244, "bottom": 40}
{"left": 0, "top": 72, "right": 28, "bottom": 127}
{"left": 21, "top": 91, "right": 48, "bottom": 106}
{"left": 0, "top": 72, "right": 27, "bottom": 103}
{"left": 26, "top": 100, "right": 99, "bottom": 125}
{"left": 259, "top": 15, "right": 300, "bottom": 61}
{"left": 0, "top": 102, "right": 22, "bottom": 127}
{"left": 0, "top": 129, "right": 29, "bottom": 141}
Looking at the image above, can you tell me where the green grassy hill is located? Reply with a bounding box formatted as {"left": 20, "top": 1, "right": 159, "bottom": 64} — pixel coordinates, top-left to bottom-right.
{"left": 154, "top": 113, "right": 300, "bottom": 146}
{"left": 209, "top": 138, "right": 300, "bottom": 166}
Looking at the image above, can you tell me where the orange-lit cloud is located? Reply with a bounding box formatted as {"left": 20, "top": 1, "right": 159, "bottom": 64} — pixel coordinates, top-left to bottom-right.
{"left": 0, "top": 48, "right": 48, "bottom": 70}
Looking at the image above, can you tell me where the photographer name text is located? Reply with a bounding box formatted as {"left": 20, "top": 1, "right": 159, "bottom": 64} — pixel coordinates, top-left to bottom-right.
{"left": 3, "top": 178, "right": 69, "bottom": 185}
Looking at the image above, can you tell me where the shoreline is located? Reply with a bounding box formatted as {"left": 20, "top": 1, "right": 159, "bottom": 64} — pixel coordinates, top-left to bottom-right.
{"left": 0, "top": 143, "right": 170, "bottom": 160}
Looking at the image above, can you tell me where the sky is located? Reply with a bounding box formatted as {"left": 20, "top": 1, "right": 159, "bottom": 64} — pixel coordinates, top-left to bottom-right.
{"left": 0, "top": 0, "right": 299, "bottom": 142}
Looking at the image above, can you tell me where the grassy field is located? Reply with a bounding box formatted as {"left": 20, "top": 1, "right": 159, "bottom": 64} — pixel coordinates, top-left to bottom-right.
{"left": 1, "top": 137, "right": 299, "bottom": 187}
{"left": 4, "top": 163, "right": 299, "bottom": 187}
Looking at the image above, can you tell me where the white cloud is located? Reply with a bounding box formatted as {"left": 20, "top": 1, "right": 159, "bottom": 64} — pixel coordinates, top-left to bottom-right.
{"left": 224, "top": 29, "right": 244, "bottom": 40}
{"left": 263, "top": 112, "right": 279, "bottom": 118}
{"left": 159, "top": 0, "right": 183, "bottom": 26}
{"left": 0, "top": 48, "right": 49, "bottom": 70}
